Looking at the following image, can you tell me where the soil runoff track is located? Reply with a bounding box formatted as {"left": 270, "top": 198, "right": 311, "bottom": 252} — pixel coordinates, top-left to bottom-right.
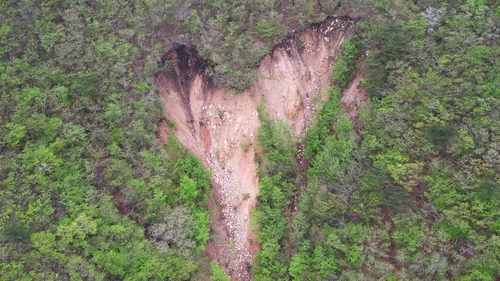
{"left": 156, "top": 16, "right": 365, "bottom": 280}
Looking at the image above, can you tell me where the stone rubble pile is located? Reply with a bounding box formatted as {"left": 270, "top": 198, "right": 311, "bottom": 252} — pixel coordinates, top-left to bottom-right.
{"left": 211, "top": 164, "right": 252, "bottom": 279}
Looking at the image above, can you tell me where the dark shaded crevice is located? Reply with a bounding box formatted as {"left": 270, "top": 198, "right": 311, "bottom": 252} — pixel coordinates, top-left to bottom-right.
{"left": 160, "top": 46, "right": 210, "bottom": 139}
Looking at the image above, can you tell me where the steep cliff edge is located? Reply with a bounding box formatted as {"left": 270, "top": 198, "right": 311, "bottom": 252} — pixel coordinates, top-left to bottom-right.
{"left": 156, "top": 16, "right": 357, "bottom": 280}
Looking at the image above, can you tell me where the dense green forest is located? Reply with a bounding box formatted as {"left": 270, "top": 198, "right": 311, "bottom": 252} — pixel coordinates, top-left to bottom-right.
{"left": 1, "top": 0, "right": 499, "bottom": 280}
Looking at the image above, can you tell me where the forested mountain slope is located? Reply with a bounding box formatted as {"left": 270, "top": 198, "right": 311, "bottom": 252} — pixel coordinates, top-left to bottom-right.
{"left": 251, "top": 1, "right": 500, "bottom": 280}
{"left": 1, "top": 0, "right": 499, "bottom": 280}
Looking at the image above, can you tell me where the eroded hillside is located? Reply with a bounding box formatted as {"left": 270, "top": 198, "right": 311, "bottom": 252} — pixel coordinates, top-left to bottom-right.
{"left": 156, "top": 16, "right": 357, "bottom": 280}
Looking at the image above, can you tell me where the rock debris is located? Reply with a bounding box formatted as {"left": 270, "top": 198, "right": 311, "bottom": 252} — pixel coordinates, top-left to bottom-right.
{"left": 211, "top": 164, "right": 252, "bottom": 280}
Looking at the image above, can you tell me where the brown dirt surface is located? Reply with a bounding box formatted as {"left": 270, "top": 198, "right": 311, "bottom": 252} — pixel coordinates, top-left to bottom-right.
{"left": 156, "top": 16, "right": 358, "bottom": 280}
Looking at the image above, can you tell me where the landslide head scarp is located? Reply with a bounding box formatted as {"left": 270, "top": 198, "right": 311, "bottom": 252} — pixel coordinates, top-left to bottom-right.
{"left": 163, "top": 45, "right": 207, "bottom": 86}
{"left": 159, "top": 46, "right": 211, "bottom": 138}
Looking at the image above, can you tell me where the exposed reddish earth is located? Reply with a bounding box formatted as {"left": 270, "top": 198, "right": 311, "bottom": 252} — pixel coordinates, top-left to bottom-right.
{"left": 156, "top": 16, "right": 360, "bottom": 280}
{"left": 340, "top": 56, "right": 369, "bottom": 133}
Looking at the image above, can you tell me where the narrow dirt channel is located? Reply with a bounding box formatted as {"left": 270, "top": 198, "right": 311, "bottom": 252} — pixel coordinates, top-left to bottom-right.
{"left": 156, "top": 16, "right": 357, "bottom": 280}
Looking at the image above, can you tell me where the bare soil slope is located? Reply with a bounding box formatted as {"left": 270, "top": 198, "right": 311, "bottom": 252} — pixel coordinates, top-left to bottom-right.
{"left": 156, "top": 16, "right": 356, "bottom": 280}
